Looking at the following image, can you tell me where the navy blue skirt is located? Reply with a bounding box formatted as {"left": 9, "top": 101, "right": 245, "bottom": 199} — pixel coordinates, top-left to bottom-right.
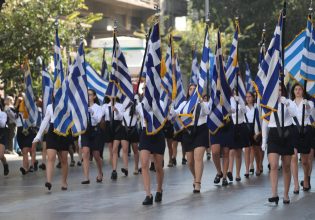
{"left": 139, "top": 128, "right": 165, "bottom": 155}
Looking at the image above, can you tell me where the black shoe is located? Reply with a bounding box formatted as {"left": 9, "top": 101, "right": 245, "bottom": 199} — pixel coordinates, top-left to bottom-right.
{"left": 227, "top": 172, "right": 233, "bottom": 182}
{"left": 167, "top": 161, "right": 173, "bottom": 167}
{"left": 3, "top": 163, "right": 9, "bottom": 176}
{"left": 138, "top": 168, "right": 142, "bottom": 174}
{"left": 61, "top": 186, "right": 68, "bottom": 191}
{"left": 303, "top": 186, "right": 311, "bottom": 192}
{"left": 301, "top": 176, "right": 311, "bottom": 189}
{"left": 193, "top": 182, "right": 201, "bottom": 193}
{"left": 244, "top": 173, "right": 249, "bottom": 179}
{"left": 81, "top": 180, "right": 90, "bottom": 184}
{"left": 172, "top": 158, "right": 177, "bottom": 166}
{"left": 293, "top": 189, "right": 299, "bottom": 194}
{"left": 149, "top": 162, "right": 156, "bottom": 172}
{"left": 283, "top": 199, "right": 290, "bottom": 204}
{"left": 142, "top": 195, "right": 153, "bottom": 205}
{"left": 96, "top": 174, "right": 103, "bottom": 183}
{"left": 111, "top": 170, "right": 118, "bottom": 180}
{"left": 222, "top": 178, "right": 228, "bottom": 186}
{"left": 70, "top": 160, "right": 75, "bottom": 167}
{"left": 182, "top": 158, "right": 187, "bottom": 165}
{"left": 34, "top": 160, "right": 38, "bottom": 171}
{"left": 235, "top": 177, "right": 241, "bottom": 182}
{"left": 268, "top": 196, "right": 279, "bottom": 205}
{"left": 77, "top": 161, "right": 82, "bottom": 166}
{"left": 28, "top": 166, "right": 34, "bottom": 173}
{"left": 214, "top": 172, "right": 223, "bottom": 184}
{"left": 121, "top": 168, "right": 128, "bottom": 176}
{"left": 20, "top": 167, "right": 27, "bottom": 175}
{"left": 249, "top": 168, "right": 254, "bottom": 175}
{"left": 268, "top": 163, "right": 271, "bottom": 171}
{"left": 155, "top": 191, "right": 163, "bottom": 202}
{"left": 56, "top": 162, "right": 61, "bottom": 169}
{"left": 207, "top": 153, "right": 211, "bottom": 160}
{"left": 39, "top": 163, "right": 46, "bottom": 170}
{"left": 45, "top": 182, "right": 52, "bottom": 190}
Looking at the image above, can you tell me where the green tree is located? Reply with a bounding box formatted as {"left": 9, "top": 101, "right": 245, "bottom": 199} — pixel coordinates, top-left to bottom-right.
{"left": 0, "top": 0, "right": 102, "bottom": 95}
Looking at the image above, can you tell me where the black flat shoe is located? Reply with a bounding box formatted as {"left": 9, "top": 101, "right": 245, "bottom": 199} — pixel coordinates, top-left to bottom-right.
{"left": 227, "top": 172, "right": 233, "bottom": 182}
{"left": 222, "top": 178, "right": 228, "bottom": 186}
{"left": 61, "top": 186, "right": 68, "bottom": 191}
{"left": 249, "top": 168, "right": 254, "bottom": 175}
{"left": 3, "top": 163, "right": 9, "bottom": 176}
{"left": 111, "top": 170, "right": 118, "bottom": 180}
{"left": 268, "top": 196, "right": 279, "bottom": 205}
{"left": 77, "top": 161, "right": 82, "bottom": 166}
{"left": 138, "top": 168, "right": 142, "bottom": 174}
{"left": 28, "top": 166, "right": 34, "bottom": 173}
{"left": 235, "top": 177, "right": 241, "bottom": 182}
{"left": 206, "top": 153, "right": 211, "bottom": 160}
{"left": 149, "top": 162, "right": 156, "bottom": 172}
{"left": 121, "top": 168, "right": 128, "bottom": 176}
{"left": 244, "top": 174, "right": 249, "bottom": 179}
{"left": 214, "top": 172, "right": 223, "bottom": 184}
{"left": 45, "top": 182, "right": 52, "bottom": 190}
{"left": 172, "top": 158, "right": 177, "bottom": 166}
{"left": 293, "top": 190, "right": 299, "bottom": 194}
{"left": 39, "top": 163, "right": 46, "bottom": 170}
{"left": 81, "top": 180, "right": 90, "bottom": 184}
{"left": 155, "top": 191, "right": 163, "bottom": 202}
{"left": 303, "top": 186, "right": 311, "bottom": 192}
{"left": 255, "top": 172, "right": 261, "bottom": 176}
{"left": 142, "top": 195, "right": 153, "bottom": 205}
{"left": 20, "top": 167, "right": 27, "bottom": 175}
{"left": 283, "top": 199, "right": 290, "bottom": 204}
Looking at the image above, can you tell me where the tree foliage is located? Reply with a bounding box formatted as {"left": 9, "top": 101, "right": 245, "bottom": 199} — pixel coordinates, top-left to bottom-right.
{"left": 0, "top": 0, "right": 102, "bottom": 95}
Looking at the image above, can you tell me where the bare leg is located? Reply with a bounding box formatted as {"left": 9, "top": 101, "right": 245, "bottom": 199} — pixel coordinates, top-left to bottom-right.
{"left": 140, "top": 150, "right": 151, "bottom": 196}
{"left": 235, "top": 149, "right": 242, "bottom": 179}
{"left": 268, "top": 153, "right": 280, "bottom": 197}
{"left": 222, "top": 147, "right": 230, "bottom": 178}
{"left": 153, "top": 153, "right": 164, "bottom": 193}
{"left": 244, "top": 147, "right": 251, "bottom": 175}
{"left": 46, "top": 149, "right": 57, "bottom": 184}
{"left": 186, "top": 151, "right": 195, "bottom": 180}
{"left": 228, "top": 149, "right": 235, "bottom": 174}
{"left": 112, "top": 140, "right": 120, "bottom": 170}
{"left": 282, "top": 155, "right": 292, "bottom": 201}
{"left": 60, "top": 151, "right": 68, "bottom": 188}
{"left": 121, "top": 140, "right": 129, "bottom": 170}
{"left": 131, "top": 142, "right": 139, "bottom": 172}
{"left": 93, "top": 150, "right": 103, "bottom": 180}
{"left": 81, "top": 146, "right": 90, "bottom": 181}
{"left": 291, "top": 149, "right": 299, "bottom": 192}
{"left": 193, "top": 147, "right": 206, "bottom": 190}
{"left": 211, "top": 144, "right": 222, "bottom": 175}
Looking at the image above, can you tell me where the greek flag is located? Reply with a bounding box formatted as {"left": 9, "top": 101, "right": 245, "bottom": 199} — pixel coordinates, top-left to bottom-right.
{"left": 253, "top": 41, "right": 268, "bottom": 98}
{"left": 237, "top": 73, "right": 246, "bottom": 103}
{"left": 23, "top": 61, "right": 38, "bottom": 128}
{"left": 225, "top": 23, "right": 240, "bottom": 89}
{"left": 68, "top": 42, "right": 88, "bottom": 135}
{"left": 142, "top": 22, "right": 168, "bottom": 135}
{"left": 161, "top": 36, "right": 173, "bottom": 100}
{"left": 217, "top": 31, "right": 232, "bottom": 118}
{"left": 41, "top": 64, "right": 53, "bottom": 117}
{"left": 105, "top": 76, "right": 119, "bottom": 98}
{"left": 53, "top": 29, "right": 72, "bottom": 135}
{"left": 245, "top": 62, "right": 253, "bottom": 92}
{"left": 85, "top": 62, "right": 108, "bottom": 103}
{"left": 174, "top": 54, "right": 186, "bottom": 109}
{"left": 285, "top": 16, "right": 315, "bottom": 97}
{"left": 111, "top": 35, "right": 134, "bottom": 105}
{"left": 178, "top": 26, "right": 210, "bottom": 127}
{"left": 261, "top": 12, "right": 283, "bottom": 120}
{"left": 207, "top": 39, "right": 224, "bottom": 134}
{"left": 190, "top": 47, "right": 199, "bottom": 85}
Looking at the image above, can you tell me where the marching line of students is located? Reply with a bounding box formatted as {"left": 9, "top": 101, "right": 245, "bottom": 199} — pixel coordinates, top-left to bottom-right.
{"left": 0, "top": 82, "right": 314, "bottom": 206}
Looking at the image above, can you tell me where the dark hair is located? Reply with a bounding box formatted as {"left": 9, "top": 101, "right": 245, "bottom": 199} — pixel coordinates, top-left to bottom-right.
{"left": 186, "top": 84, "right": 196, "bottom": 100}
{"left": 104, "top": 96, "right": 111, "bottom": 104}
{"left": 245, "top": 92, "right": 255, "bottom": 105}
{"left": 88, "top": 89, "right": 100, "bottom": 105}
{"left": 279, "top": 83, "right": 288, "bottom": 97}
{"left": 202, "top": 94, "right": 209, "bottom": 101}
{"left": 290, "top": 83, "right": 308, "bottom": 100}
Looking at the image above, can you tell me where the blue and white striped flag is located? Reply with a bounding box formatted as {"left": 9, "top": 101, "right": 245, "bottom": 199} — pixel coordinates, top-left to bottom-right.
{"left": 111, "top": 35, "right": 134, "bottom": 105}
{"left": 245, "top": 62, "right": 253, "bottom": 92}
{"left": 225, "top": 23, "right": 240, "bottom": 89}
{"left": 101, "top": 49, "right": 109, "bottom": 81}
{"left": 190, "top": 47, "right": 199, "bottom": 85}
{"left": 41, "top": 64, "right": 53, "bottom": 117}
{"left": 217, "top": 31, "right": 232, "bottom": 118}
{"left": 253, "top": 39, "right": 268, "bottom": 99}
{"left": 207, "top": 39, "right": 224, "bottom": 134}
{"left": 285, "top": 16, "right": 315, "bottom": 98}
{"left": 23, "top": 61, "right": 38, "bottom": 128}
{"left": 68, "top": 42, "right": 88, "bottom": 135}
{"left": 142, "top": 22, "right": 168, "bottom": 135}
{"left": 53, "top": 28, "right": 72, "bottom": 135}
{"left": 85, "top": 62, "right": 108, "bottom": 103}
{"left": 261, "top": 12, "right": 283, "bottom": 120}
{"left": 161, "top": 36, "right": 173, "bottom": 100}
{"left": 178, "top": 26, "right": 210, "bottom": 127}
{"left": 237, "top": 73, "right": 246, "bottom": 103}
{"left": 174, "top": 54, "right": 186, "bottom": 109}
